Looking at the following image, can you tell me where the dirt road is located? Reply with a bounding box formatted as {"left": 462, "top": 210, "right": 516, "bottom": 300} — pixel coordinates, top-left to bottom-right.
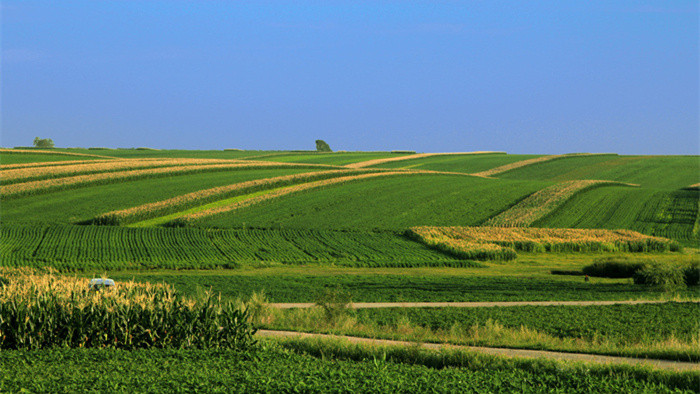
{"left": 258, "top": 329, "right": 700, "bottom": 372}
{"left": 269, "top": 299, "right": 690, "bottom": 309}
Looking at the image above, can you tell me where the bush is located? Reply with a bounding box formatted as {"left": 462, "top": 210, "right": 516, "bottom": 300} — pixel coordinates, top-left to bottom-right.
{"left": 582, "top": 257, "right": 646, "bottom": 278}
{"left": 683, "top": 260, "right": 700, "bottom": 286}
{"left": 632, "top": 263, "right": 687, "bottom": 292}
{"left": 315, "top": 287, "right": 352, "bottom": 322}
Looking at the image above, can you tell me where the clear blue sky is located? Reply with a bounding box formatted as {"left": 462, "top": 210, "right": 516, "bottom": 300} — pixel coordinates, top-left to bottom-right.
{"left": 2, "top": 1, "right": 698, "bottom": 154}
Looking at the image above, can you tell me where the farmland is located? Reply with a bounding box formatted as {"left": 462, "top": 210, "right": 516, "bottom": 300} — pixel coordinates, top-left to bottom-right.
{"left": 1, "top": 147, "right": 698, "bottom": 390}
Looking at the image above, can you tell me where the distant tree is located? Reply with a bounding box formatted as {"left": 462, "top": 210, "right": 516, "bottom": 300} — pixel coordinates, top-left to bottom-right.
{"left": 315, "top": 140, "right": 332, "bottom": 152}
{"left": 33, "top": 137, "right": 55, "bottom": 148}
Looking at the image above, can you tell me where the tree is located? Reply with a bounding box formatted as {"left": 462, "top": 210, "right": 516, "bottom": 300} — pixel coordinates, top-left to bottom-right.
{"left": 33, "top": 137, "right": 55, "bottom": 148}
{"left": 315, "top": 139, "right": 332, "bottom": 152}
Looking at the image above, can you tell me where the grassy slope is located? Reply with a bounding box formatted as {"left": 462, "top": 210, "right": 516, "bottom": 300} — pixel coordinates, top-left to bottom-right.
{"left": 499, "top": 155, "right": 699, "bottom": 189}
{"left": 535, "top": 187, "right": 699, "bottom": 243}
{"left": 0, "top": 168, "right": 318, "bottom": 224}
{"left": 369, "top": 153, "right": 543, "bottom": 173}
{"left": 196, "top": 174, "right": 550, "bottom": 230}
{"left": 245, "top": 152, "right": 411, "bottom": 165}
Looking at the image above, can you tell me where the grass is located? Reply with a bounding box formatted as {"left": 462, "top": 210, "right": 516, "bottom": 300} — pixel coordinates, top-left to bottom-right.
{"left": 195, "top": 174, "right": 549, "bottom": 230}
{"left": 0, "top": 168, "right": 316, "bottom": 223}
{"left": 535, "top": 187, "right": 700, "bottom": 244}
{"left": 0, "top": 225, "right": 463, "bottom": 270}
{"left": 3, "top": 341, "right": 696, "bottom": 393}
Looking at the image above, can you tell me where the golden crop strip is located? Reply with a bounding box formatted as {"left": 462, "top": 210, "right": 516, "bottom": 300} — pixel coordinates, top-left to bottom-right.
{"left": 346, "top": 152, "right": 504, "bottom": 168}
{"left": 688, "top": 183, "right": 699, "bottom": 189}
{"left": 411, "top": 226, "right": 669, "bottom": 244}
{"left": 0, "top": 159, "right": 121, "bottom": 170}
{"left": 471, "top": 153, "right": 610, "bottom": 177}
{"left": 0, "top": 267, "right": 181, "bottom": 310}
{"left": 0, "top": 162, "right": 321, "bottom": 197}
{"left": 180, "top": 171, "right": 406, "bottom": 221}
{"left": 1, "top": 158, "right": 245, "bottom": 183}
{"left": 0, "top": 148, "right": 117, "bottom": 160}
{"left": 485, "top": 180, "right": 636, "bottom": 227}
{"left": 95, "top": 169, "right": 360, "bottom": 222}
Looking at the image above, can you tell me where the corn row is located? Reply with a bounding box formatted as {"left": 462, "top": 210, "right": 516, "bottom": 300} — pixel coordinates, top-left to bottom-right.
{"left": 472, "top": 153, "right": 610, "bottom": 177}
{"left": 0, "top": 267, "right": 255, "bottom": 350}
{"left": 0, "top": 148, "right": 117, "bottom": 159}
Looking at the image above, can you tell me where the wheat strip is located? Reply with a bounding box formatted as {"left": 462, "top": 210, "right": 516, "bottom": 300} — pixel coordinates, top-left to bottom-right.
{"left": 1, "top": 158, "right": 246, "bottom": 183}
{"left": 0, "top": 159, "right": 124, "bottom": 170}
{"left": 346, "top": 152, "right": 504, "bottom": 168}
{"left": 94, "top": 169, "right": 361, "bottom": 223}
{"left": 179, "top": 171, "right": 406, "bottom": 222}
{"left": 485, "top": 180, "right": 637, "bottom": 227}
{"left": 0, "top": 162, "right": 323, "bottom": 197}
{"left": 0, "top": 148, "right": 117, "bottom": 160}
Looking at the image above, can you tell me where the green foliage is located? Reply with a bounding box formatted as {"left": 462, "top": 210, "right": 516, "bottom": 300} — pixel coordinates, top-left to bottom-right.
{"left": 0, "top": 224, "right": 464, "bottom": 270}
{"left": 633, "top": 263, "right": 690, "bottom": 291}
{"left": 33, "top": 137, "right": 55, "bottom": 148}
{"left": 314, "top": 287, "right": 353, "bottom": 322}
{"left": 315, "top": 139, "right": 332, "bottom": 152}
{"left": 370, "top": 153, "right": 542, "bottom": 173}
{"left": 249, "top": 151, "right": 406, "bottom": 165}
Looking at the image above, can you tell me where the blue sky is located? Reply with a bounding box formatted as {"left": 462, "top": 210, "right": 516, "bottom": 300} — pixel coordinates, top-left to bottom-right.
{"left": 2, "top": 1, "right": 698, "bottom": 154}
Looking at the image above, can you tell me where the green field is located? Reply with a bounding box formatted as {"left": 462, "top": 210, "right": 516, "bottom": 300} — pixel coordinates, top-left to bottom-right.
{"left": 1, "top": 148, "right": 698, "bottom": 389}
{"left": 195, "top": 174, "right": 549, "bottom": 229}
{"left": 1, "top": 225, "right": 465, "bottom": 270}
{"left": 3, "top": 344, "right": 695, "bottom": 393}
{"left": 0, "top": 168, "right": 319, "bottom": 223}
{"left": 535, "top": 187, "right": 699, "bottom": 244}
{"left": 369, "top": 153, "right": 543, "bottom": 173}
{"left": 0, "top": 152, "right": 110, "bottom": 164}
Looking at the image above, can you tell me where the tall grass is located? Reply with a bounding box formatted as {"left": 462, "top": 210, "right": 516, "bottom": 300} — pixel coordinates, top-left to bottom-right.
{"left": 0, "top": 267, "right": 256, "bottom": 350}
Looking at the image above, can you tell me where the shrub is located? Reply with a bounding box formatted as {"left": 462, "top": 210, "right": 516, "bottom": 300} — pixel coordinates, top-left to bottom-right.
{"left": 582, "top": 257, "right": 646, "bottom": 278}
{"left": 315, "top": 287, "right": 352, "bottom": 322}
{"left": 632, "top": 263, "right": 687, "bottom": 292}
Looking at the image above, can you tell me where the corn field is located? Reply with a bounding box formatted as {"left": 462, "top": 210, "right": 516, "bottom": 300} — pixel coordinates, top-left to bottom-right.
{"left": 0, "top": 267, "right": 256, "bottom": 350}
{"left": 407, "top": 226, "right": 680, "bottom": 260}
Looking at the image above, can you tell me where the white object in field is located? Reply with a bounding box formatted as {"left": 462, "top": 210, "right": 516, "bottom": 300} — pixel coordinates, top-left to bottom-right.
{"left": 89, "top": 278, "right": 115, "bottom": 290}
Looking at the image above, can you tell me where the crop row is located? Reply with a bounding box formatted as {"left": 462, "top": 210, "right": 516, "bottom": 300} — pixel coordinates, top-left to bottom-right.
{"left": 0, "top": 162, "right": 330, "bottom": 198}
{"left": 0, "top": 224, "right": 462, "bottom": 271}
{"left": 0, "top": 159, "right": 117, "bottom": 170}
{"left": 89, "top": 169, "right": 374, "bottom": 225}
{"left": 407, "top": 226, "right": 680, "bottom": 259}
{"left": 347, "top": 151, "right": 499, "bottom": 168}
{"left": 0, "top": 267, "right": 255, "bottom": 350}
{"left": 0, "top": 148, "right": 115, "bottom": 159}
{"left": 486, "top": 180, "right": 635, "bottom": 227}
{"left": 471, "top": 153, "right": 608, "bottom": 177}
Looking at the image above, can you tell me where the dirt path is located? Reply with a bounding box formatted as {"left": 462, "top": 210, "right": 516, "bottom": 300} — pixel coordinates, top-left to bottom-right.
{"left": 269, "top": 299, "right": 690, "bottom": 309}
{"left": 257, "top": 329, "right": 700, "bottom": 372}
